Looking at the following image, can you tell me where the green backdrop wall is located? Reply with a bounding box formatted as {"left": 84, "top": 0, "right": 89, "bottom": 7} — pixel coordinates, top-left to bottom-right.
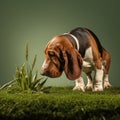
{"left": 0, "top": 0, "right": 120, "bottom": 87}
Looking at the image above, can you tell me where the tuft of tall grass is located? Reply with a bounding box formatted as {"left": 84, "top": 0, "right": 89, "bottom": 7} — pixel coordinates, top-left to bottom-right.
{"left": 0, "top": 44, "right": 50, "bottom": 93}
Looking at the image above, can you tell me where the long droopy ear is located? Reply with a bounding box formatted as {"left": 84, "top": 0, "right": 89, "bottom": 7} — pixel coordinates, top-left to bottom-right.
{"left": 63, "top": 48, "right": 83, "bottom": 80}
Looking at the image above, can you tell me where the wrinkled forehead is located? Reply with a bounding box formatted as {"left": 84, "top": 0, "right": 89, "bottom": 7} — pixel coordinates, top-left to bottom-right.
{"left": 44, "top": 43, "right": 56, "bottom": 54}
{"left": 44, "top": 36, "right": 61, "bottom": 53}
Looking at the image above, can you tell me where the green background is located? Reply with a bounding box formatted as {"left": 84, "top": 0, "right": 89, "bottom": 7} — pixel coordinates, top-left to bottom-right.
{"left": 0, "top": 0, "right": 120, "bottom": 87}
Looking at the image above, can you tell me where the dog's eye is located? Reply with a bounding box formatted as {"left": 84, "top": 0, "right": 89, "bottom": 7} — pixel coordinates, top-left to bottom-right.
{"left": 48, "top": 52, "right": 55, "bottom": 57}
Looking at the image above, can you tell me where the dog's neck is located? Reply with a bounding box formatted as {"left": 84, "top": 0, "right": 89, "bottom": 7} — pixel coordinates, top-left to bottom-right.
{"left": 63, "top": 33, "right": 80, "bottom": 51}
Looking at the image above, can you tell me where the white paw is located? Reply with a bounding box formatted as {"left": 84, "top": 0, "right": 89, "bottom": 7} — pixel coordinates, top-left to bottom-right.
{"left": 73, "top": 86, "right": 85, "bottom": 92}
{"left": 86, "top": 84, "right": 92, "bottom": 90}
{"left": 103, "top": 74, "right": 112, "bottom": 89}
{"left": 104, "top": 83, "right": 112, "bottom": 89}
{"left": 93, "top": 85, "right": 103, "bottom": 92}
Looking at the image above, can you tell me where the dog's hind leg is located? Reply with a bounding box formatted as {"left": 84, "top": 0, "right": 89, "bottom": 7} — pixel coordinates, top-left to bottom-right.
{"left": 102, "top": 49, "right": 112, "bottom": 88}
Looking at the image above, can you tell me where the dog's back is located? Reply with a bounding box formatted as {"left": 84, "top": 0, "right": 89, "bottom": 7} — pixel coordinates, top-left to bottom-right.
{"left": 69, "top": 27, "right": 103, "bottom": 58}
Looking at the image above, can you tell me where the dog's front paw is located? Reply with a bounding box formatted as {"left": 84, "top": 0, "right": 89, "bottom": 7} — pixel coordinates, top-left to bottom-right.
{"left": 73, "top": 86, "right": 85, "bottom": 92}
{"left": 92, "top": 84, "right": 103, "bottom": 92}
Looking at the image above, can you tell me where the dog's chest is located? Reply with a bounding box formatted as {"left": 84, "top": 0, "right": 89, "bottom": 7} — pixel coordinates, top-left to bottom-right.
{"left": 82, "top": 47, "right": 95, "bottom": 73}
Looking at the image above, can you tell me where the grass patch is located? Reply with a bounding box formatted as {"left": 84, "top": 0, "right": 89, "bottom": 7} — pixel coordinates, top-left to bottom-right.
{"left": 0, "top": 44, "right": 49, "bottom": 93}
{"left": 0, "top": 87, "right": 120, "bottom": 120}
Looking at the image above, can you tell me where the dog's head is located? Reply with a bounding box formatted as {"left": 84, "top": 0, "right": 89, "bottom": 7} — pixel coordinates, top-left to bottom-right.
{"left": 41, "top": 35, "right": 83, "bottom": 80}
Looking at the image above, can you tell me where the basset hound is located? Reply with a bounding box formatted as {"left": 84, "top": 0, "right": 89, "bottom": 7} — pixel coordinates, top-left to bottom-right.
{"left": 41, "top": 27, "right": 112, "bottom": 91}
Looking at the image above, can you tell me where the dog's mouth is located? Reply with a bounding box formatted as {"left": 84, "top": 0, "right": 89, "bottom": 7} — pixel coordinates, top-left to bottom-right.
{"left": 41, "top": 70, "right": 62, "bottom": 78}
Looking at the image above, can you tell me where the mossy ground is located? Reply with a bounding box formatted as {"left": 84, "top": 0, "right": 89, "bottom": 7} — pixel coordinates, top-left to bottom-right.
{"left": 0, "top": 87, "right": 120, "bottom": 120}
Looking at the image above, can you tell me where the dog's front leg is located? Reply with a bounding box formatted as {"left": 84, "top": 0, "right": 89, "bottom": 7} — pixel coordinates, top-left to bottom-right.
{"left": 93, "top": 67, "right": 104, "bottom": 91}
{"left": 73, "top": 77, "right": 85, "bottom": 92}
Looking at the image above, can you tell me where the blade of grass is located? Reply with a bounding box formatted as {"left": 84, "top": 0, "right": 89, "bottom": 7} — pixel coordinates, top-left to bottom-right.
{"left": 0, "top": 80, "right": 16, "bottom": 90}
{"left": 26, "top": 43, "right": 28, "bottom": 61}
{"left": 15, "top": 66, "right": 22, "bottom": 87}
{"left": 32, "top": 55, "right": 37, "bottom": 71}
{"left": 36, "top": 78, "right": 48, "bottom": 90}
{"left": 20, "top": 71, "right": 25, "bottom": 91}
{"left": 28, "top": 68, "right": 32, "bottom": 88}
{"left": 32, "top": 71, "right": 38, "bottom": 82}
{"left": 31, "top": 77, "right": 44, "bottom": 90}
{"left": 21, "top": 63, "right": 26, "bottom": 77}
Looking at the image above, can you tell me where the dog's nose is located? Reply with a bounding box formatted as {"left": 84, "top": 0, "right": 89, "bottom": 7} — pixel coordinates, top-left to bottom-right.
{"left": 40, "top": 69, "right": 46, "bottom": 76}
{"left": 40, "top": 71, "right": 46, "bottom": 76}
{"left": 40, "top": 70, "right": 49, "bottom": 76}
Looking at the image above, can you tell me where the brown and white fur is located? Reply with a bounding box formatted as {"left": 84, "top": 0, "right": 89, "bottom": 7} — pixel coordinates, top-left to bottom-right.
{"left": 41, "top": 27, "right": 112, "bottom": 92}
